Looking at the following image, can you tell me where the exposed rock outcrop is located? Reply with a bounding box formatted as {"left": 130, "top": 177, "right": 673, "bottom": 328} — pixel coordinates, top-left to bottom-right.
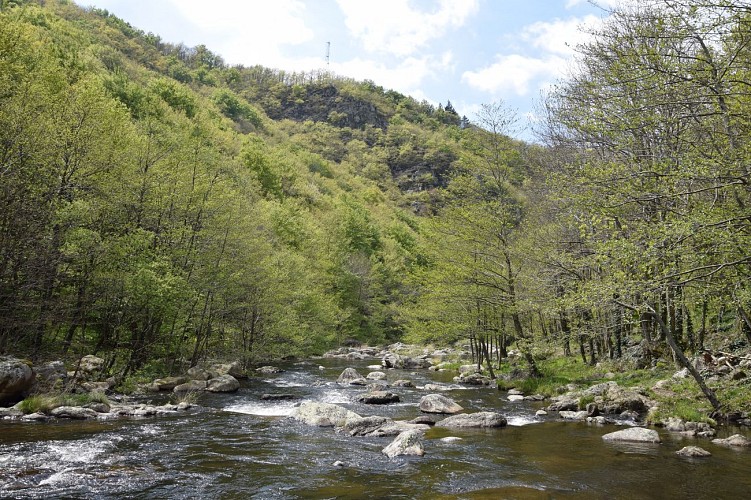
{"left": 419, "top": 394, "right": 463, "bottom": 414}
{"left": 382, "top": 429, "right": 425, "bottom": 458}
{"left": 435, "top": 412, "right": 507, "bottom": 428}
{"left": 291, "top": 402, "right": 359, "bottom": 427}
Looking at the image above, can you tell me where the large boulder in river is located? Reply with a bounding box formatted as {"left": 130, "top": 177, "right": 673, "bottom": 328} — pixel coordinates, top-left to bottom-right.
{"left": 419, "top": 394, "right": 463, "bottom": 414}
{"left": 337, "top": 367, "right": 364, "bottom": 385}
{"left": 292, "top": 402, "right": 360, "bottom": 427}
{"left": 207, "top": 374, "right": 240, "bottom": 393}
{"left": 436, "top": 411, "right": 507, "bottom": 428}
{"left": 602, "top": 427, "right": 661, "bottom": 443}
{"left": 0, "top": 357, "right": 34, "bottom": 405}
{"left": 357, "top": 391, "right": 400, "bottom": 404}
{"left": 382, "top": 430, "right": 425, "bottom": 458}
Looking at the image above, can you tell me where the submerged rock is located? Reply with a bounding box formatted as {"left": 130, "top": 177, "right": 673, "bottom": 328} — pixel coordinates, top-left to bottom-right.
{"left": 712, "top": 434, "right": 751, "bottom": 447}
{"left": 382, "top": 429, "right": 425, "bottom": 458}
{"left": 260, "top": 393, "right": 298, "bottom": 401}
{"left": 419, "top": 394, "right": 463, "bottom": 414}
{"left": 602, "top": 427, "right": 661, "bottom": 443}
{"left": 676, "top": 446, "right": 711, "bottom": 457}
{"left": 436, "top": 412, "right": 507, "bottom": 428}
{"left": 291, "top": 402, "right": 360, "bottom": 427}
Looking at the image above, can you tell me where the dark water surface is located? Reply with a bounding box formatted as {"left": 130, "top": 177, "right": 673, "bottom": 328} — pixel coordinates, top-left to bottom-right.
{"left": 1, "top": 357, "right": 750, "bottom": 499}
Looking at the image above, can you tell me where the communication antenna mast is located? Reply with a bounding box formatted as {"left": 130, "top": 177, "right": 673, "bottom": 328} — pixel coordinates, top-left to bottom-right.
{"left": 325, "top": 41, "right": 330, "bottom": 67}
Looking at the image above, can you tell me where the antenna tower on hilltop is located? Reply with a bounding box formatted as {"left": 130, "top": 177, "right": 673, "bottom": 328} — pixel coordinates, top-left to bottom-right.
{"left": 326, "top": 42, "right": 330, "bottom": 67}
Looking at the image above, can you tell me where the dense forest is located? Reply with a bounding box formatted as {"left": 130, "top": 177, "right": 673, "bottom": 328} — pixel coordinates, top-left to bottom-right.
{"left": 1, "top": 0, "right": 750, "bottom": 411}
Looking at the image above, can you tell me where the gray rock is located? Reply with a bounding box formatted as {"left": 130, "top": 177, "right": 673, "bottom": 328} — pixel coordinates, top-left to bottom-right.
{"left": 50, "top": 406, "right": 98, "bottom": 419}
{"left": 436, "top": 411, "right": 507, "bottom": 428}
{"left": 587, "top": 416, "right": 608, "bottom": 425}
{"left": 382, "top": 353, "right": 405, "bottom": 369}
{"left": 357, "top": 391, "right": 400, "bottom": 404}
{"left": 291, "top": 402, "right": 360, "bottom": 427}
{"left": 153, "top": 376, "right": 189, "bottom": 391}
{"left": 0, "top": 407, "right": 23, "bottom": 418}
{"left": 343, "top": 415, "right": 391, "bottom": 436}
{"left": 0, "top": 357, "right": 34, "bottom": 405}
{"left": 458, "top": 364, "right": 479, "bottom": 374}
{"left": 560, "top": 410, "right": 588, "bottom": 421}
{"left": 366, "top": 371, "right": 387, "bottom": 380}
{"left": 535, "top": 410, "right": 548, "bottom": 416}
{"left": 212, "top": 361, "right": 247, "bottom": 379}
{"left": 676, "top": 446, "right": 711, "bottom": 457}
{"left": 602, "top": 427, "right": 661, "bottom": 443}
{"left": 507, "top": 395, "right": 525, "bottom": 402}
{"left": 173, "top": 380, "right": 207, "bottom": 392}
{"left": 337, "top": 367, "right": 364, "bottom": 385}
{"left": 349, "top": 378, "right": 368, "bottom": 386}
{"left": 419, "top": 394, "right": 463, "bottom": 414}
{"left": 382, "top": 430, "right": 425, "bottom": 458}
{"left": 457, "top": 372, "right": 492, "bottom": 386}
{"left": 367, "top": 380, "right": 390, "bottom": 391}
{"left": 207, "top": 374, "right": 240, "bottom": 393}
{"left": 712, "top": 434, "right": 751, "bottom": 447}
{"left": 547, "top": 397, "right": 579, "bottom": 412}
{"left": 21, "top": 412, "right": 48, "bottom": 421}
{"left": 77, "top": 355, "right": 104, "bottom": 374}
{"left": 80, "top": 381, "right": 111, "bottom": 393}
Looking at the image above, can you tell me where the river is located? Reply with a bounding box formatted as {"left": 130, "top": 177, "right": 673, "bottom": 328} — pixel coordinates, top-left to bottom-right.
{"left": 1, "top": 357, "right": 750, "bottom": 499}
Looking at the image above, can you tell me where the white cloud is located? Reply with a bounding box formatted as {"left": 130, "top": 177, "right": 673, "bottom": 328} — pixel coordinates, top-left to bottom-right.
{"left": 335, "top": 0, "right": 479, "bottom": 57}
{"left": 461, "top": 54, "right": 567, "bottom": 96}
{"left": 522, "top": 15, "right": 601, "bottom": 56}
{"left": 167, "top": 0, "right": 314, "bottom": 67}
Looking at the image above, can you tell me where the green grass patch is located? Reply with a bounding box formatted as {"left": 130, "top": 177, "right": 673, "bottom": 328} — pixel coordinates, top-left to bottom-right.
{"left": 18, "top": 392, "right": 110, "bottom": 414}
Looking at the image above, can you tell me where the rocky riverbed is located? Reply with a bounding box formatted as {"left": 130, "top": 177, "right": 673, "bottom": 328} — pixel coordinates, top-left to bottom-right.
{"left": 2, "top": 349, "right": 751, "bottom": 498}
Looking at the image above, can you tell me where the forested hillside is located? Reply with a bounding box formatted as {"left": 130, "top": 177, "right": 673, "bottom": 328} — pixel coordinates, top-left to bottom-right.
{"left": 2, "top": 0, "right": 750, "bottom": 414}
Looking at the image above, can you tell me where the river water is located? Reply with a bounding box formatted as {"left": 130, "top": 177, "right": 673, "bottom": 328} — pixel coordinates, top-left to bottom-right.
{"left": 1, "top": 357, "right": 750, "bottom": 499}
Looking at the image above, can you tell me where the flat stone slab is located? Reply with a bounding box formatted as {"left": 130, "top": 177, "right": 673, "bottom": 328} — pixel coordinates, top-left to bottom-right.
{"left": 435, "top": 411, "right": 507, "bottom": 428}
{"left": 602, "top": 427, "right": 661, "bottom": 443}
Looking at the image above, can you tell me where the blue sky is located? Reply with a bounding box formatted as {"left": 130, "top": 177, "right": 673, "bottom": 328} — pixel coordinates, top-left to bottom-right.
{"left": 72, "top": 0, "right": 622, "bottom": 139}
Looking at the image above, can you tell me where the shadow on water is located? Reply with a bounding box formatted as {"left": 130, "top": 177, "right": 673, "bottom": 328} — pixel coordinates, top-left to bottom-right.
{"left": 1, "top": 356, "right": 750, "bottom": 499}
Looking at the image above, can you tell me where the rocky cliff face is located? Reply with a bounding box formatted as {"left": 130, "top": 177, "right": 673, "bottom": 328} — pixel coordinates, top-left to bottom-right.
{"left": 267, "top": 84, "right": 389, "bottom": 130}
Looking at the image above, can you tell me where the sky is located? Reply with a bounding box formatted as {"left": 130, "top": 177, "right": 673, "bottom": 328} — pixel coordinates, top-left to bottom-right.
{"left": 72, "top": 0, "right": 624, "bottom": 139}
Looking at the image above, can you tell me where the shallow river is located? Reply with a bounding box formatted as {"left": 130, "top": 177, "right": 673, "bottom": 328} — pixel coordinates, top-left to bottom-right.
{"left": 1, "top": 357, "right": 750, "bottom": 499}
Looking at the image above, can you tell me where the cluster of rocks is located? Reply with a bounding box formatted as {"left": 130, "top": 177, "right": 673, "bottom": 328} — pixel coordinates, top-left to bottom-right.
{"left": 545, "top": 381, "right": 655, "bottom": 424}
{"left": 323, "top": 343, "right": 461, "bottom": 372}
{"left": 287, "top": 366, "right": 510, "bottom": 459}
{"left": 0, "top": 400, "right": 196, "bottom": 421}
{"left": 291, "top": 396, "right": 507, "bottom": 459}
{"left": 145, "top": 361, "right": 246, "bottom": 394}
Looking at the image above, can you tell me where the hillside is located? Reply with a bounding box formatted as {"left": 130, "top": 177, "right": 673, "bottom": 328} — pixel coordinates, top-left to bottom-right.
{"left": 0, "top": 0, "right": 472, "bottom": 375}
